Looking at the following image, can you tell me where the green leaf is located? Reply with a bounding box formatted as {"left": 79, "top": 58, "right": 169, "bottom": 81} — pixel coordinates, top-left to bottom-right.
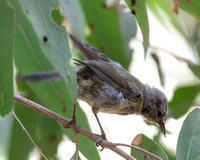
{"left": 188, "top": 64, "right": 200, "bottom": 79}
{"left": 176, "top": 108, "right": 200, "bottom": 160}
{"left": 131, "top": 134, "right": 168, "bottom": 160}
{"left": 125, "top": 0, "right": 149, "bottom": 56}
{"left": 12, "top": 0, "right": 99, "bottom": 159}
{"left": 10, "top": 82, "right": 62, "bottom": 160}
{"left": 0, "top": 115, "right": 13, "bottom": 159}
{"left": 119, "top": 5, "right": 137, "bottom": 59}
{"left": 0, "top": 0, "right": 14, "bottom": 116}
{"left": 147, "top": 0, "right": 186, "bottom": 35}
{"left": 152, "top": 135, "right": 176, "bottom": 160}
{"left": 179, "top": 0, "right": 200, "bottom": 21}
{"left": 37, "top": 115, "right": 62, "bottom": 159}
{"left": 10, "top": 91, "right": 62, "bottom": 160}
{"left": 9, "top": 103, "right": 38, "bottom": 160}
{"left": 59, "top": 0, "right": 85, "bottom": 39}
{"left": 169, "top": 85, "right": 200, "bottom": 119}
{"left": 151, "top": 52, "right": 165, "bottom": 86}
{"left": 17, "top": 0, "right": 77, "bottom": 101}
{"left": 63, "top": 103, "right": 100, "bottom": 160}
{"left": 79, "top": 0, "right": 136, "bottom": 69}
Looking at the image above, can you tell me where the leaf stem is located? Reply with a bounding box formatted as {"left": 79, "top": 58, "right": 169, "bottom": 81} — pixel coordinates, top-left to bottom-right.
{"left": 113, "top": 143, "right": 163, "bottom": 160}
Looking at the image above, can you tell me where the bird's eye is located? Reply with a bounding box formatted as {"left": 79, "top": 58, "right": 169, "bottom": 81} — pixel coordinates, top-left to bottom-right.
{"left": 135, "top": 94, "right": 141, "bottom": 100}
{"left": 157, "top": 112, "right": 163, "bottom": 118}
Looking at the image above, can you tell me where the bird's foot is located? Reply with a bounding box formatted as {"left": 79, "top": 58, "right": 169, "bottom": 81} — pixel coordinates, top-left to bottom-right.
{"left": 95, "top": 132, "right": 107, "bottom": 151}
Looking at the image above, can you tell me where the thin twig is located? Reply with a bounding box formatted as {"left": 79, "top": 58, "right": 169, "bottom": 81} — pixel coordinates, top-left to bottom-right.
{"left": 73, "top": 102, "right": 79, "bottom": 160}
{"left": 11, "top": 111, "right": 48, "bottom": 160}
{"left": 113, "top": 143, "right": 163, "bottom": 160}
{"left": 150, "top": 43, "right": 193, "bottom": 65}
{"left": 13, "top": 94, "right": 162, "bottom": 160}
{"left": 134, "top": 37, "right": 195, "bottom": 65}
{"left": 74, "top": 130, "right": 79, "bottom": 160}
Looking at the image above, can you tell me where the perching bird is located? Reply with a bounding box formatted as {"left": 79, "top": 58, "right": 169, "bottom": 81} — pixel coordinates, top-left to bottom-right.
{"left": 17, "top": 34, "right": 168, "bottom": 138}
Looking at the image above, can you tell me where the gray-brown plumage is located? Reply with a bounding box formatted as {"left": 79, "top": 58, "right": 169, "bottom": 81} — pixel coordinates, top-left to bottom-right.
{"left": 70, "top": 34, "right": 168, "bottom": 136}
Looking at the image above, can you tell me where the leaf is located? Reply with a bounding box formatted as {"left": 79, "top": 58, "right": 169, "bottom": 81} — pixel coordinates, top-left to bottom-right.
{"left": 36, "top": 115, "right": 63, "bottom": 159}
{"left": 10, "top": 82, "right": 63, "bottom": 160}
{"left": 169, "top": 85, "right": 200, "bottom": 119}
{"left": 0, "top": 0, "right": 14, "bottom": 116}
{"left": 152, "top": 135, "right": 176, "bottom": 160}
{"left": 63, "top": 103, "right": 100, "bottom": 160}
{"left": 131, "top": 134, "right": 168, "bottom": 160}
{"left": 151, "top": 52, "right": 165, "bottom": 87}
{"left": 125, "top": 0, "right": 149, "bottom": 56}
{"left": 17, "top": 0, "right": 77, "bottom": 100}
{"left": 179, "top": 0, "right": 200, "bottom": 21}
{"left": 12, "top": 0, "right": 99, "bottom": 159}
{"left": 147, "top": 0, "right": 185, "bottom": 35}
{"left": 119, "top": 5, "right": 137, "bottom": 59}
{"left": 79, "top": 0, "right": 136, "bottom": 69}
{"left": 9, "top": 102, "right": 38, "bottom": 160}
{"left": 188, "top": 64, "right": 200, "bottom": 79}
{"left": 176, "top": 108, "right": 200, "bottom": 160}
{"left": 59, "top": 0, "right": 85, "bottom": 39}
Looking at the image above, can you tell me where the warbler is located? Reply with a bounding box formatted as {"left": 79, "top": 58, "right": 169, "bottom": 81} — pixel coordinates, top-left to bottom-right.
{"left": 17, "top": 34, "right": 168, "bottom": 138}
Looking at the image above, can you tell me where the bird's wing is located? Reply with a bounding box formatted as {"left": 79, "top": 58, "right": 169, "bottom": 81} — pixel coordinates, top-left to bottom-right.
{"left": 74, "top": 59, "right": 143, "bottom": 103}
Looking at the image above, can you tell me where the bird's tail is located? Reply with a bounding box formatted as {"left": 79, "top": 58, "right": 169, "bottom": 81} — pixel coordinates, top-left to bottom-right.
{"left": 69, "top": 34, "right": 111, "bottom": 62}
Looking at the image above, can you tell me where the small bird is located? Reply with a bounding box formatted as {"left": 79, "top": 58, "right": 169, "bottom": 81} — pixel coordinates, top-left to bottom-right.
{"left": 17, "top": 34, "right": 168, "bottom": 138}
{"left": 69, "top": 35, "right": 168, "bottom": 137}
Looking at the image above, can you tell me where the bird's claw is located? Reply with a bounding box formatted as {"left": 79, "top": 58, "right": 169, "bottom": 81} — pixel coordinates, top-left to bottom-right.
{"left": 95, "top": 134, "right": 107, "bottom": 151}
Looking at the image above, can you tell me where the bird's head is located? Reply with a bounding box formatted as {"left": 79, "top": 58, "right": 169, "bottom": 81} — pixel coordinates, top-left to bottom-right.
{"left": 142, "top": 85, "right": 168, "bottom": 136}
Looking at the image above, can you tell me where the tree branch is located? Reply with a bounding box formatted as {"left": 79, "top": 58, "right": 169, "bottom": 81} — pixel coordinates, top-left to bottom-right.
{"left": 13, "top": 94, "right": 162, "bottom": 160}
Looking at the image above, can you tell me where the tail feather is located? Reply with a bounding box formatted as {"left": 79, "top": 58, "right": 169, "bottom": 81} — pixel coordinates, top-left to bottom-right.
{"left": 69, "top": 34, "right": 111, "bottom": 62}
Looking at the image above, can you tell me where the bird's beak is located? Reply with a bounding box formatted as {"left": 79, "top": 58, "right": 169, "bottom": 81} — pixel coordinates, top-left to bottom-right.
{"left": 159, "top": 122, "right": 166, "bottom": 137}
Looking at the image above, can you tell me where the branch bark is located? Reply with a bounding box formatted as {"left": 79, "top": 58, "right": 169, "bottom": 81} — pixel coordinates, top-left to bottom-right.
{"left": 13, "top": 94, "right": 162, "bottom": 160}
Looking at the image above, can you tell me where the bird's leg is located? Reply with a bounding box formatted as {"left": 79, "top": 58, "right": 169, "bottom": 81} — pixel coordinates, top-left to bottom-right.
{"left": 92, "top": 110, "right": 107, "bottom": 150}
{"left": 93, "top": 113, "right": 107, "bottom": 140}
{"left": 63, "top": 101, "right": 77, "bottom": 128}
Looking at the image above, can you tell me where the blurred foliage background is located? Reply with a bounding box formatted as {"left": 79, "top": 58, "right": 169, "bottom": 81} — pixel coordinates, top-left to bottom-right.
{"left": 0, "top": 0, "right": 200, "bottom": 159}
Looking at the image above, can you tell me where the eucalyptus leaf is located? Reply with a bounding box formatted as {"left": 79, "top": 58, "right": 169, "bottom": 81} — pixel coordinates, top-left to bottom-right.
{"left": 79, "top": 0, "right": 135, "bottom": 69}
{"left": 37, "top": 115, "right": 63, "bottom": 159}
{"left": 179, "top": 0, "right": 200, "bottom": 21}
{"left": 12, "top": 0, "right": 99, "bottom": 158}
{"left": 17, "top": 0, "right": 77, "bottom": 100}
{"left": 9, "top": 103, "right": 38, "bottom": 160}
{"left": 59, "top": 0, "right": 85, "bottom": 39}
{"left": 0, "top": 0, "right": 14, "bottom": 116}
{"left": 125, "top": 0, "right": 149, "bottom": 56}
{"left": 131, "top": 134, "right": 168, "bottom": 160}
{"left": 147, "top": 0, "right": 186, "bottom": 36}
{"left": 176, "top": 108, "right": 200, "bottom": 160}
{"left": 188, "top": 64, "right": 200, "bottom": 79}
{"left": 119, "top": 5, "right": 137, "bottom": 59}
{"left": 169, "top": 85, "right": 200, "bottom": 119}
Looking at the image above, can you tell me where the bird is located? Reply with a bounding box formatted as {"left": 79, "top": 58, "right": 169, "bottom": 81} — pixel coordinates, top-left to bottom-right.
{"left": 17, "top": 34, "right": 168, "bottom": 139}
